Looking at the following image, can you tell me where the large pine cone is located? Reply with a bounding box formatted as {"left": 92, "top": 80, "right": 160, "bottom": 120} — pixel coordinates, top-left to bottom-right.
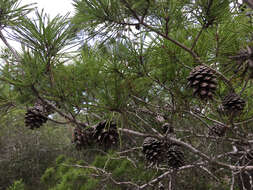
{"left": 187, "top": 65, "right": 217, "bottom": 100}
{"left": 167, "top": 143, "right": 184, "bottom": 168}
{"left": 142, "top": 137, "right": 164, "bottom": 165}
{"left": 25, "top": 106, "right": 47, "bottom": 129}
{"left": 222, "top": 93, "right": 245, "bottom": 116}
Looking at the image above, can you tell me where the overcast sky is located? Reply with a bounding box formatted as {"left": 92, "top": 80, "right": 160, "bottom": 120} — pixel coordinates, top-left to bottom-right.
{"left": 0, "top": 0, "right": 75, "bottom": 49}
{"left": 21, "top": 0, "right": 75, "bottom": 17}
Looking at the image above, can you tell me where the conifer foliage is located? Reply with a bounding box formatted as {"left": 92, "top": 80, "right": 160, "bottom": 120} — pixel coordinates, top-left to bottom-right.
{"left": 1, "top": 0, "right": 253, "bottom": 189}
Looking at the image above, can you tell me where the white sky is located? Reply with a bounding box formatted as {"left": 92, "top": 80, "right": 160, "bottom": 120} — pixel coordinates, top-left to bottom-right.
{"left": 0, "top": 0, "right": 75, "bottom": 49}
{"left": 20, "top": 0, "right": 75, "bottom": 17}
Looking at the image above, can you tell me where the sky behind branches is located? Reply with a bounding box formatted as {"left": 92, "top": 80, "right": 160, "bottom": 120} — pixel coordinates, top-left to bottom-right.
{"left": 21, "top": 0, "right": 74, "bottom": 17}
{"left": 0, "top": 0, "right": 74, "bottom": 49}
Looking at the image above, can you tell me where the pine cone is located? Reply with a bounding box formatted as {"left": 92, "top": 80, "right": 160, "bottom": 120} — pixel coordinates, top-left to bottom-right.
{"left": 72, "top": 127, "right": 93, "bottom": 150}
{"left": 72, "top": 121, "right": 119, "bottom": 150}
{"left": 222, "top": 93, "right": 245, "bottom": 116}
{"left": 167, "top": 143, "right": 184, "bottom": 168}
{"left": 208, "top": 125, "right": 227, "bottom": 137}
{"left": 34, "top": 99, "right": 55, "bottom": 115}
{"left": 25, "top": 106, "right": 47, "bottom": 129}
{"left": 24, "top": 99, "right": 55, "bottom": 129}
{"left": 187, "top": 65, "right": 217, "bottom": 100}
{"left": 94, "top": 121, "right": 119, "bottom": 149}
{"left": 93, "top": 121, "right": 107, "bottom": 139}
{"left": 142, "top": 137, "right": 164, "bottom": 165}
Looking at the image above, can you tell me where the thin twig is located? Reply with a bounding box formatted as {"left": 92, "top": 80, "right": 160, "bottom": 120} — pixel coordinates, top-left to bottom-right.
{"left": 239, "top": 77, "right": 250, "bottom": 96}
{"left": 230, "top": 171, "right": 235, "bottom": 190}
{"left": 141, "top": 22, "right": 201, "bottom": 63}
{"left": 0, "top": 30, "right": 20, "bottom": 61}
{"left": 191, "top": 25, "right": 205, "bottom": 50}
{"left": 199, "top": 165, "right": 220, "bottom": 181}
{"left": 31, "top": 85, "right": 88, "bottom": 127}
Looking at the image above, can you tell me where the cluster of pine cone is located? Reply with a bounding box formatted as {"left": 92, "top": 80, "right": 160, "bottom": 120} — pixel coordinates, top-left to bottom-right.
{"left": 187, "top": 65, "right": 247, "bottom": 139}
{"left": 142, "top": 137, "right": 184, "bottom": 168}
{"left": 72, "top": 121, "right": 119, "bottom": 150}
{"left": 188, "top": 65, "right": 246, "bottom": 113}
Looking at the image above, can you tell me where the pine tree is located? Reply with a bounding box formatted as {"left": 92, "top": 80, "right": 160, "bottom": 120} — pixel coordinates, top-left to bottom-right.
{"left": 1, "top": 0, "right": 253, "bottom": 189}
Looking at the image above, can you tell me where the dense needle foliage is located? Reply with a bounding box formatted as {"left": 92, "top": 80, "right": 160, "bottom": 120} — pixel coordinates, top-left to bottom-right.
{"left": 1, "top": 0, "right": 253, "bottom": 189}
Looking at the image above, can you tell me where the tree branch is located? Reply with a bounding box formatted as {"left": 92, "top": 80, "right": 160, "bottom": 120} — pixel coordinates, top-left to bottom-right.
{"left": 0, "top": 30, "right": 20, "bottom": 61}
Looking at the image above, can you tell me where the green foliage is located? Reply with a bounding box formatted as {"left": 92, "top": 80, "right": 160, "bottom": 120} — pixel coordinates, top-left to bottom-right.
{"left": 7, "top": 179, "right": 25, "bottom": 190}
{"left": 41, "top": 156, "right": 99, "bottom": 190}
{"left": 1, "top": 0, "right": 253, "bottom": 189}
{"left": 13, "top": 10, "right": 75, "bottom": 59}
{"left": 92, "top": 154, "right": 156, "bottom": 184}
{"left": 0, "top": 0, "right": 34, "bottom": 28}
{"left": 41, "top": 154, "right": 156, "bottom": 190}
{"left": 0, "top": 107, "right": 73, "bottom": 190}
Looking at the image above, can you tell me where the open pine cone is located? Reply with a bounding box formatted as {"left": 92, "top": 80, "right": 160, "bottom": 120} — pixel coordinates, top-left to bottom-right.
{"left": 25, "top": 106, "right": 48, "bottom": 129}
{"left": 222, "top": 93, "right": 245, "bottom": 117}
{"left": 25, "top": 99, "right": 54, "bottom": 129}
{"left": 142, "top": 137, "right": 165, "bottom": 165}
{"left": 166, "top": 143, "right": 184, "bottom": 168}
{"left": 187, "top": 65, "right": 217, "bottom": 100}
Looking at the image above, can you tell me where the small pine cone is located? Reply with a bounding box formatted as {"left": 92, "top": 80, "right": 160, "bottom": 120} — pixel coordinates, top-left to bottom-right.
{"left": 208, "top": 125, "right": 227, "bottom": 137}
{"left": 142, "top": 137, "right": 164, "bottom": 165}
{"left": 167, "top": 143, "right": 184, "bottom": 168}
{"left": 25, "top": 106, "right": 47, "bottom": 129}
{"left": 222, "top": 93, "right": 245, "bottom": 116}
{"left": 94, "top": 121, "right": 119, "bottom": 149}
{"left": 187, "top": 65, "right": 217, "bottom": 100}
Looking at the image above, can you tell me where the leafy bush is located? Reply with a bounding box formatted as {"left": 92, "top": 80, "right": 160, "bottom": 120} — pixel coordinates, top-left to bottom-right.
{"left": 7, "top": 179, "right": 25, "bottom": 190}
{"left": 41, "top": 154, "right": 156, "bottom": 190}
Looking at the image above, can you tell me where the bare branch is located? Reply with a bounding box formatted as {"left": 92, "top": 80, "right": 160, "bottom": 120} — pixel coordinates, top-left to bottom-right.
{"left": 0, "top": 30, "right": 20, "bottom": 61}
